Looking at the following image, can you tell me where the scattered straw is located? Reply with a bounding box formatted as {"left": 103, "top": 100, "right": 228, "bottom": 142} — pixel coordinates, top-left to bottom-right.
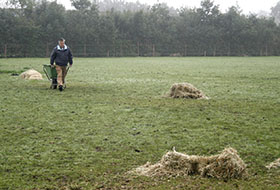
{"left": 166, "top": 83, "right": 209, "bottom": 99}
{"left": 266, "top": 158, "right": 280, "bottom": 169}
{"left": 130, "top": 148, "right": 247, "bottom": 179}
{"left": 20, "top": 69, "right": 43, "bottom": 80}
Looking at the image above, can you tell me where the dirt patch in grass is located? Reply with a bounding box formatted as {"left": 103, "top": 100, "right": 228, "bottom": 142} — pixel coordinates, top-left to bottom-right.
{"left": 166, "top": 83, "right": 209, "bottom": 99}
{"left": 130, "top": 147, "right": 247, "bottom": 180}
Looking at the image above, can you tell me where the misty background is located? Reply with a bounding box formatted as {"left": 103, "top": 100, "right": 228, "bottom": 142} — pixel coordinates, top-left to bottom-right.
{"left": 1, "top": 0, "right": 280, "bottom": 57}
{"left": 58, "top": 0, "right": 279, "bottom": 15}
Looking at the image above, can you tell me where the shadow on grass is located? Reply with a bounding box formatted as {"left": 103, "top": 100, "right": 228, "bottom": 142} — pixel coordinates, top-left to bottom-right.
{"left": 0, "top": 69, "right": 24, "bottom": 75}
{"left": 22, "top": 80, "right": 118, "bottom": 95}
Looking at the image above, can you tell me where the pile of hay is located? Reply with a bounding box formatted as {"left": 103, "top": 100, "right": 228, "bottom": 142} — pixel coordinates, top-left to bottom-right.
{"left": 166, "top": 83, "right": 208, "bottom": 99}
{"left": 20, "top": 69, "right": 43, "bottom": 80}
{"left": 266, "top": 158, "right": 280, "bottom": 169}
{"left": 130, "top": 148, "right": 247, "bottom": 179}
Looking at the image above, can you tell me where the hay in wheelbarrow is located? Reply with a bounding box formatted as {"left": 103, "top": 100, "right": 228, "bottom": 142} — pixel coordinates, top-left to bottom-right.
{"left": 266, "top": 158, "right": 280, "bottom": 169}
{"left": 129, "top": 147, "right": 247, "bottom": 180}
{"left": 20, "top": 69, "right": 43, "bottom": 80}
{"left": 166, "top": 83, "right": 209, "bottom": 99}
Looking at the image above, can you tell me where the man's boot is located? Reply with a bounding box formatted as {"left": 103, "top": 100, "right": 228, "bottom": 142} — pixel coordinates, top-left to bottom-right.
{"left": 59, "top": 85, "right": 63, "bottom": 92}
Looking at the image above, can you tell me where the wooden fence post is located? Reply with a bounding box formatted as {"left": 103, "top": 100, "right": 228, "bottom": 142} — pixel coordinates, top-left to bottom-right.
{"left": 228, "top": 43, "right": 231, "bottom": 56}
{"left": 120, "top": 43, "right": 123, "bottom": 57}
{"left": 4, "top": 44, "right": 7, "bottom": 58}
{"left": 152, "top": 44, "right": 155, "bottom": 57}
{"left": 213, "top": 46, "right": 216, "bottom": 56}
{"left": 137, "top": 42, "right": 140, "bottom": 56}
{"left": 46, "top": 43, "right": 49, "bottom": 57}
{"left": 84, "top": 44, "right": 87, "bottom": 57}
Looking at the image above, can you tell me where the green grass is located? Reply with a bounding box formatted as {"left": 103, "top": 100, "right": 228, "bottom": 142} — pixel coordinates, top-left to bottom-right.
{"left": 0, "top": 57, "right": 280, "bottom": 189}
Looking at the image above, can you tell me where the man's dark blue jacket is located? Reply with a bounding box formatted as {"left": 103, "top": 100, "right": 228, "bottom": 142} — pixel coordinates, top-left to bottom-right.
{"left": 50, "top": 45, "right": 73, "bottom": 66}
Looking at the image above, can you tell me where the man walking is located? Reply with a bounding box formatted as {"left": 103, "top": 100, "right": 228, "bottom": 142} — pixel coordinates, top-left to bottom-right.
{"left": 50, "top": 38, "right": 73, "bottom": 91}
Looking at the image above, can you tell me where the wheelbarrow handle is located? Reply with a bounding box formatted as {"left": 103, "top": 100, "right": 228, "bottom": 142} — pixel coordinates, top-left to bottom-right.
{"left": 65, "top": 66, "right": 71, "bottom": 77}
{"left": 43, "top": 66, "right": 51, "bottom": 81}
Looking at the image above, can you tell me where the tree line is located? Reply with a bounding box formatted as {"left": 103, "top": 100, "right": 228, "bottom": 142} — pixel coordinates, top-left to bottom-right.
{"left": 1, "top": 0, "right": 280, "bottom": 57}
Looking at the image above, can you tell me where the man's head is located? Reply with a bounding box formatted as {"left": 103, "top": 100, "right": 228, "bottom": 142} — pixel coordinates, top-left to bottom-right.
{"left": 58, "top": 38, "right": 65, "bottom": 48}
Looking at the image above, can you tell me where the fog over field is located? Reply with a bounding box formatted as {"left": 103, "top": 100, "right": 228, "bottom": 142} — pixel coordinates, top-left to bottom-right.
{"left": 58, "top": 0, "right": 279, "bottom": 14}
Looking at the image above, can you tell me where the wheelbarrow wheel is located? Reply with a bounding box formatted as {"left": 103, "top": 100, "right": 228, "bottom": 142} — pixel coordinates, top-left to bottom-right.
{"left": 50, "top": 84, "right": 57, "bottom": 89}
{"left": 51, "top": 79, "right": 58, "bottom": 89}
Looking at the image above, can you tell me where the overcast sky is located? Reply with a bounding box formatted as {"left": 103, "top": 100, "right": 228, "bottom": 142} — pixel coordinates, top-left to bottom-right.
{"left": 58, "top": 0, "right": 279, "bottom": 14}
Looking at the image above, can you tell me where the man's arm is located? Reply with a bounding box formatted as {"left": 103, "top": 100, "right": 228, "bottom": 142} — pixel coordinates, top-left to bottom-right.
{"left": 50, "top": 48, "right": 57, "bottom": 65}
{"left": 68, "top": 48, "right": 73, "bottom": 66}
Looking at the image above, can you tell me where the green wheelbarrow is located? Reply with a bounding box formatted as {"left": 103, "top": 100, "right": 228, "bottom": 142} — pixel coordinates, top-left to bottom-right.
{"left": 43, "top": 65, "right": 70, "bottom": 89}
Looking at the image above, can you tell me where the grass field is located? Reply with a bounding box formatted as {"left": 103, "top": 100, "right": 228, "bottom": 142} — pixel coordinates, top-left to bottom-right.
{"left": 0, "top": 57, "right": 280, "bottom": 189}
